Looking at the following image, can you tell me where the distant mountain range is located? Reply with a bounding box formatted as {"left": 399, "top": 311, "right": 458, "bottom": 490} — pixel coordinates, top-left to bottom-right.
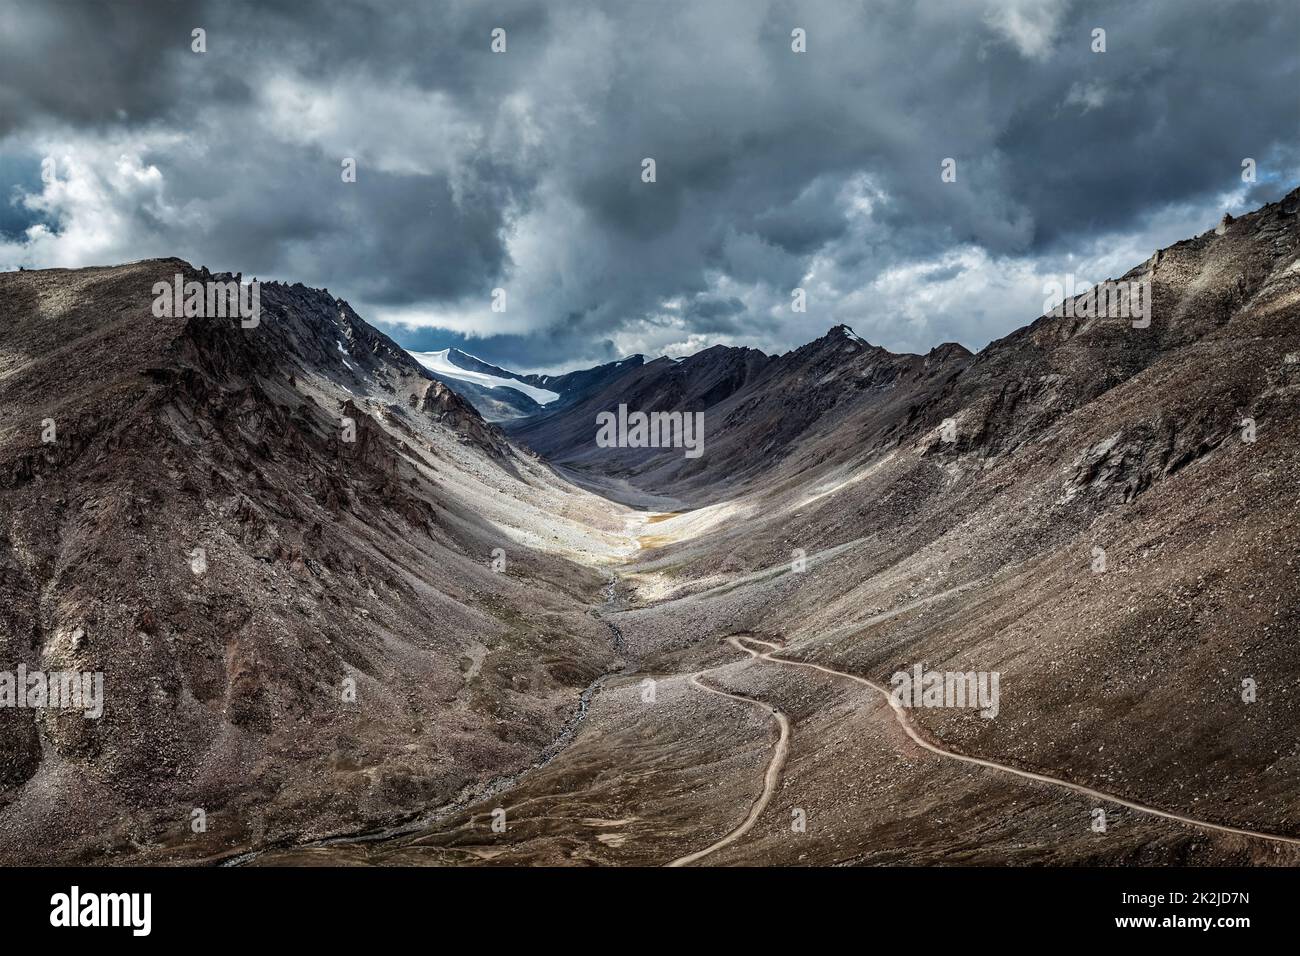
{"left": 407, "top": 346, "right": 645, "bottom": 421}
{"left": 3, "top": 186, "right": 1299, "bottom": 866}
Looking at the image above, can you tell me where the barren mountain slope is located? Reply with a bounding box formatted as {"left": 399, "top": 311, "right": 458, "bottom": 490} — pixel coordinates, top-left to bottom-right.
{"left": 0, "top": 259, "right": 632, "bottom": 864}
{"left": 603, "top": 190, "right": 1300, "bottom": 852}
{"left": 6, "top": 190, "right": 1298, "bottom": 870}
{"left": 291, "top": 189, "right": 1300, "bottom": 867}
{"left": 518, "top": 355, "right": 646, "bottom": 409}
{"left": 505, "top": 344, "right": 776, "bottom": 494}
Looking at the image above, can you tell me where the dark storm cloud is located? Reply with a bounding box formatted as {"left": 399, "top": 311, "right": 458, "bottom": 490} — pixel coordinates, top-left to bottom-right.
{"left": 0, "top": 0, "right": 210, "bottom": 137}
{"left": 986, "top": 0, "right": 1300, "bottom": 249}
{"left": 681, "top": 295, "right": 756, "bottom": 335}
{"left": 163, "top": 147, "right": 519, "bottom": 305}
{"left": 0, "top": 0, "right": 1296, "bottom": 369}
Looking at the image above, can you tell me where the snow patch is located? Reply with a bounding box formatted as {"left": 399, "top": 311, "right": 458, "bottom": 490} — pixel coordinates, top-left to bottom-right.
{"left": 407, "top": 348, "right": 560, "bottom": 405}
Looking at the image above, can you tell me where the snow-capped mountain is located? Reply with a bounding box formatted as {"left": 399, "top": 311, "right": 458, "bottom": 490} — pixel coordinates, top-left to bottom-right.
{"left": 406, "top": 347, "right": 648, "bottom": 422}
{"left": 407, "top": 347, "right": 559, "bottom": 420}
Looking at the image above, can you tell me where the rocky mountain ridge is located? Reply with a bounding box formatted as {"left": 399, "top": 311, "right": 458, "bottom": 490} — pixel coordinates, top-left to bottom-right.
{"left": 0, "top": 257, "right": 630, "bottom": 863}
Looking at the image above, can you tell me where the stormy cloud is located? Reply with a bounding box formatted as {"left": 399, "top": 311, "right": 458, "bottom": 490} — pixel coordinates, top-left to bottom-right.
{"left": 1, "top": 0, "right": 1296, "bottom": 370}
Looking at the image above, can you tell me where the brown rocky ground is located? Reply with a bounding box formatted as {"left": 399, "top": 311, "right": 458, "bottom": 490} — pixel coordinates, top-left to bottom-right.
{"left": 252, "top": 189, "right": 1300, "bottom": 866}
{"left": 6, "top": 188, "right": 1300, "bottom": 868}
{"left": 0, "top": 260, "right": 633, "bottom": 864}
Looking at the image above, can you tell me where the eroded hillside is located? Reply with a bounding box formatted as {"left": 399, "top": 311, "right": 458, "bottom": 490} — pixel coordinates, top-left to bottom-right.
{"left": 0, "top": 260, "right": 633, "bottom": 863}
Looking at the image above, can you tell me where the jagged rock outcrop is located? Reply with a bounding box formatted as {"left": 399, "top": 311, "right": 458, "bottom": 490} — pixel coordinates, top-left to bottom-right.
{"left": 0, "top": 259, "right": 626, "bottom": 864}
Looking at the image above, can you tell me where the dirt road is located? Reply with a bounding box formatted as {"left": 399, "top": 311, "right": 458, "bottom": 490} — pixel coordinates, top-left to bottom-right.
{"left": 732, "top": 634, "right": 1300, "bottom": 852}
{"left": 666, "top": 637, "right": 792, "bottom": 866}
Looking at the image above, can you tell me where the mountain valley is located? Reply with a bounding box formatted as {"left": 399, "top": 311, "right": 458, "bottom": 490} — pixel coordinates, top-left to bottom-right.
{"left": 3, "top": 189, "right": 1300, "bottom": 866}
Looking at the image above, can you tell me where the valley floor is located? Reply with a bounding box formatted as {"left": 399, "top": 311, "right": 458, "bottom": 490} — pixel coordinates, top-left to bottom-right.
{"left": 244, "top": 509, "right": 1300, "bottom": 868}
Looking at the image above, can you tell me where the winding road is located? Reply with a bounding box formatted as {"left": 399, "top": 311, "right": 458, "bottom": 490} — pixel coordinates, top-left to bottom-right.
{"left": 670, "top": 630, "right": 1300, "bottom": 865}
{"left": 666, "top": 637, "right": 792, "bottom": 867}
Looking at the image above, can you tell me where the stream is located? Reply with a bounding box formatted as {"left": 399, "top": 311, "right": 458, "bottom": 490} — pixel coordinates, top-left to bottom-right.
{"left": 219, "top": 568, "right": 632, "bottom": 866}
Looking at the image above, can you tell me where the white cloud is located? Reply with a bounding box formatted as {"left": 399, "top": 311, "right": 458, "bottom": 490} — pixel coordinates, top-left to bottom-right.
{"left": 0, "top": 131, "right": 187, "bottom": 270}
{"left": 258, "top": 71, "right": 489, "bottom": 181}
{"left": 983, "top": 0, "right": 1067, "bottom": 60}
{"left": 1064, "top": 81, "right": 1109, "bottom": 113}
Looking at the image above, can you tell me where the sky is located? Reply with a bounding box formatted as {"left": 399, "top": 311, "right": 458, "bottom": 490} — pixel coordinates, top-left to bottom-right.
{"left": 1, "top": 0, "right": 1297, "bottom": 373}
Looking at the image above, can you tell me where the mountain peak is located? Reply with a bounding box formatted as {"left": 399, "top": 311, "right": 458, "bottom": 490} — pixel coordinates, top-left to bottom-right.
{"left": 927, "top": 341, "right": 973, "bottom": 361}
{"left": 829, "top": 324, "right": 867, "bottom": 344}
